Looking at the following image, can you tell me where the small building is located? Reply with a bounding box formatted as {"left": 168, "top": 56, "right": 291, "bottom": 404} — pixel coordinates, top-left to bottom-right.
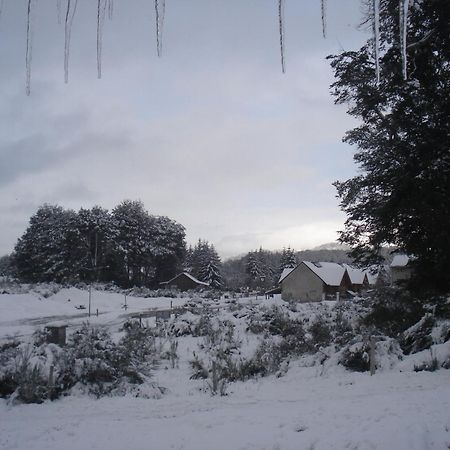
{"left": 45, "top": 323, "right": 68, "bottom": 346}
{"left": 342, "top": 264, "right": 370, "bottom": 292}
{"left": 390, "top": 254, "right": 413, "bottom": 284}
{"left": 160, "top": 272, "right": 209, "bottom": 291}
{"left": 281, "top": 261, "right": 352, "bottom": 302}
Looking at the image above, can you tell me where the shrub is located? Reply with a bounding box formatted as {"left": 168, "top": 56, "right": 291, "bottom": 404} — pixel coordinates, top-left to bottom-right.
{"left": 309, "top": 316, "right": 332, "bottom": 348}
{"left": 363, "top": 287, "right": 426, "bottom": 337}
{"left": 414, "top": 350, "right": 440, "bottom": 372}
{"left": 0, "top": 322, "right": 160, "bottom": 403}
{"left": 401, "top": 314, "right": 435, "bottom": 355}
{"left": 339, "top": 341, "right": 371, "bottom": 372}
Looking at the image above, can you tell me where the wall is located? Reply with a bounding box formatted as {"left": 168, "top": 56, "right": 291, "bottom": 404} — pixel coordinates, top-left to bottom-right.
{"left": 281, "top": 263, "right": 324, "bottom": 302}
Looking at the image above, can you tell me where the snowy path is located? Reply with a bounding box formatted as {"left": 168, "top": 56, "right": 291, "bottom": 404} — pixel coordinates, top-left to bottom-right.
{"left": 1, "top": 369, "right": 449, "bottom": 450}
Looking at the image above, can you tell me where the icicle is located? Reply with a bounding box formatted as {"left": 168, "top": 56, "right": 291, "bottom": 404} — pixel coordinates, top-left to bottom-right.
{"left": 321, "top": 0, "right": 327, "bottom": 39}
{"left": 64, "top": 0, "right": 78, "bottom": 84}
{"left": 373, "top": 0, "right": 380, "bottom": 85}
{"left": 25, "top": 0, "right": 35, "bottom": 96}
{"left": 278, "top": 0, "right": 285, "bottom": 73}
{"left": 154, "top": 0, "right": 165, "bottom": 57}
{"left": 56, "top": 0, "right": 61, "bottom": 24}
{"left": 97, "top": 0, "right": 107, "bottom": 79}
{"left": 107, "top": 0, "right": 113, "bottom": 21}
{"left": 399, "top": 0, "right": 410, "bottom": 80}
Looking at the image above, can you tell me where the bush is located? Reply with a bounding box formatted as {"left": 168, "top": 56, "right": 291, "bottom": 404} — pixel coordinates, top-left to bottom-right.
{"left": 401, "top": 314, "right": 435, "bottom": 355}
{"left": 414, "top": 350, "right": 440, "bottom": 372}
{"left": 363, "top": 287, "right": 426, "bottom": 337}
{"left": 309, "top": 316, "right": 332, "bottom": 348}
{"left": 0, "top": 322, "right": 159, "bottom": 403}
{"left": 339, "top": 341, "right": 371, "bottom": 372}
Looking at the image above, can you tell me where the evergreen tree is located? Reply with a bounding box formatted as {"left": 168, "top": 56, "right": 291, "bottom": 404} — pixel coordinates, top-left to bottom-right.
{"left": 329, "top": 0, "right": 450, "bottom": 293}
{"left": 76, "top": 206, "right": 112, "bottom": 282}
{"left": 245, "top": 251, "right": 262, "bottom": 281}
{"left": 199, "top": 244, "right": 223, "bottom": 289}
{"left": 190, "top": 239, "right": 223, "bottom": 288}
{"left": 279, "top": 246, "right": 297, "bottom": 273}
{"left": 14, "top": 204, "right": 83, "bottom": 282}
{"left": 110, "top": 200, "right": 185, "bottom": 287}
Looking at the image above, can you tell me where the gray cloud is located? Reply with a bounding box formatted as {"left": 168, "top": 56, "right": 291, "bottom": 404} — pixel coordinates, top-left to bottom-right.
{"left": 0, "top": 1, "right": 368, "bottom": 257}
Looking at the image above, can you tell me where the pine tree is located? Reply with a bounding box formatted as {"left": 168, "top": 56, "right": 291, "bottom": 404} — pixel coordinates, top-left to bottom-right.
{"left": 278, "top": 246, "right": 297, "bottom": 277}
{"left": 110, "top": 200, "right": 185, "bottom": 287}
{"left": 76, "top": 206, "right": 112, "bottom": 282}
{"left": 329, "top": 0, "right": 450, "bottom": 293}
{"left": 14, "top": 204, "right": 83, "bottom": 282}
{"left": 245, "top": 251, "right": 262, "bottom": 281}
{"left": 191, "top": 240, "right": 223, "bottom": 289}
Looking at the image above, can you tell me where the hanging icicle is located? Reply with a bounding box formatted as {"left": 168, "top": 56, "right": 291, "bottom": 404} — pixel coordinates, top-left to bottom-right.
{"left": 26, "top": 0, "right": 36, "bottom": 96}
{"left": 155, "top": 0, "right": 165, "bottom": 57}
{"left": 278, "top": 0, "right": 285, "bottom": 73}
{"left": 399, "top": 0, "right": 410, "bottom": 80}
{"left": 56, "top": 0, "right": 62, "bottom": 24}
{"left": 64, "top": 0, "right": 78, "bottom": 84}
{"left": 107, "top": 0, "right": 114, "bottom": 21}
{"left": 373, "top": 0, "right": 380, "bottom": 85}
{"left": 321, "top": 0, "right": 327, "bottom": 39}
{"left": 97, "top": 0, "right": 107, "bottom": 79}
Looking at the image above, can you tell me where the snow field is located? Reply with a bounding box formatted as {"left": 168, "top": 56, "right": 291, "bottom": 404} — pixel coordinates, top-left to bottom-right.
{"left": 0, "top": 286, "right": 449, "bottom": 449}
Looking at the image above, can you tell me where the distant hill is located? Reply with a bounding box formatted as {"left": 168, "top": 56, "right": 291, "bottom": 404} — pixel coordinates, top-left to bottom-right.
{"left": 296, "top": 248, "right": 352, "bottom": 264}
{"left": 312, "top": 242, "right": 350, "bottom": 251}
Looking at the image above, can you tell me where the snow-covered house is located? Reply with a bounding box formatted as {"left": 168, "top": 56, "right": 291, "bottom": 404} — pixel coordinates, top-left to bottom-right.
{"left": 390, "top": 254, "right": 413, "bottom": 284}
{"left": 281, "top": 261, "right": 352, "bottom": 302}
{"left": 342, "top": 264, "right": 370, "bottom": 292}
{"left": 160, "top": 272, "right": 209, "bottom": 291}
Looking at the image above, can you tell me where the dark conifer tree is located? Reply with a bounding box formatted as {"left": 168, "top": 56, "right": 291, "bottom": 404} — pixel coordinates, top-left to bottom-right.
{"left": 329, "top": 0, "right": 450, "bottom": 293}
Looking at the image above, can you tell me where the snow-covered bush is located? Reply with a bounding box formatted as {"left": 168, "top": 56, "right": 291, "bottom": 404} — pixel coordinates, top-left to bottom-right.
{"left": 401, "top": 314, "right": 435, "bottom": 355}
{"left": 0, "top": 343, "right": 50, "bottom": 404}
{"left": 339, "top": 340, "right": 371, "bottom": 372}
{"left": 338, "top": 335, "right": 402, "bottom": 373}
{"left": 0, "top": 322, "right": 160, "bottom": 403}
{"left": 363, "top": 287, "right": 426, "bottom": 336}
{"left": 308, "top": 315, "right": 332, "bottom": 348}
{"left": 414, "top": 349, "right": 440, "bottom": 372}
{"left": 190, "top": 318, "right": 242, "bottom": 395}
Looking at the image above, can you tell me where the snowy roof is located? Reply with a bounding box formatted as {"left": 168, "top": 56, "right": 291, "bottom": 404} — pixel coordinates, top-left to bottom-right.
{"left": 365, "top": 271, "right": 378, "bottom": 285}
{"left": 302, "top": 261, "right": 346, "bottom": 286}
{"left": 161, "top": 272, "right": 209, "bottom": 286}
{"left": 278, "top": 267, "right": 295, "bottom": 284}
{"left": 342, "top": 264, "right": 367, "bottom": 285}
{"left": 391, "top": 254, "right": 410, "bottom": 268}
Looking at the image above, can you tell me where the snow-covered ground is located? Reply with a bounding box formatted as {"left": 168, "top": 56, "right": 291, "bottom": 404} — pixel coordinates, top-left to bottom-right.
{"left": 1, "top": 368, "right": 449, "bottom": 450}
{"left": 1, "top": 287, "right": 449, "bottom": 450}
{"left": 0, "top": 287, "right": 187, "bottom": 340}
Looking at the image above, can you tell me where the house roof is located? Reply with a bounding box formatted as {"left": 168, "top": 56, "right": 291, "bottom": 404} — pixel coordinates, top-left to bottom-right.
{"left": 302, "top": 261, "right": 346, "bottom": 286}
{"left": 161, "top": 272, "right": 210, "bottom": 286}
{"left": 391, "top": 254, "right": 410, "bottom": 268}
{"left": 342, "top": 264, "right": 367, "bottom": 285}
{"left": 278, "top": 267, "right": 294, "bottom": 284}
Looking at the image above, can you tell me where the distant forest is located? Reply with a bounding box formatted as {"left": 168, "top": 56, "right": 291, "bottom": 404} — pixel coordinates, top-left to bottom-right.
{"left": 0, "top": 202, "right": 393, "bottom": 290}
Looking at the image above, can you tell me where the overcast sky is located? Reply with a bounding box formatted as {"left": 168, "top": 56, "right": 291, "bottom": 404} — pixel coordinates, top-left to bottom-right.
{"left": 0, "top": 0, "right": 369, "bottom": 259}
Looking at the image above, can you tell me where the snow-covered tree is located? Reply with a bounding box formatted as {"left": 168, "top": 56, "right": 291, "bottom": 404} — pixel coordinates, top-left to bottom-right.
{"left": 110, "top": 200, "right": 185, "bottom": 287}
{"left": 14, "top": 204, "right": 83, "bottom": 282}
{"left": 329, "top": 0, "right": 450, "bottom": 293}
{"left": 76, "top": 206, "right": 112, "bottom": 282}
{"left": 279, "top": 247, "right": 297, "bottom": 272}
{"left": 190, "top": 239, "right": 223, "bottom": 289}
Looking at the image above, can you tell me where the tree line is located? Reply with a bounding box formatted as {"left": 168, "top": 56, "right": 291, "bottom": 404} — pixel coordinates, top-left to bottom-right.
{"left": 5, "top": 200, "right": 220, "bottom": 289}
